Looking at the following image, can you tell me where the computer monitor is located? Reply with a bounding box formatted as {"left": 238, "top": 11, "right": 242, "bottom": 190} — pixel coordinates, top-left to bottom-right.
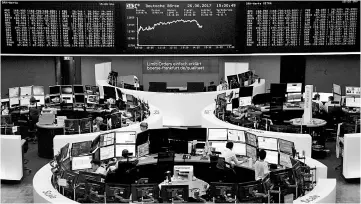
{"left": 345, "top": 86, "right": 361, "bottom": 96}
{"left": 187, "top": 82, "right": 204, "bottom": 92}
{"left": 233, "top": 143, "right": 246, "bottom": 156}
{"left": 246, "top": 145, "right": 257, "bottom": 162}
{"left": 9, "top": 98, "right": 19, "bottom": 107}
{"left": 20, "top": 96, "right": 31, "bottom": 106}
{"left": 100, "top": 145, "right": 115, "bottom": 161}
{"left": 239, "top": 96, "right": 252, "bottom": 107}
{"left": 85, "top": 85, "right": 93, "bottom": 94}
{"left": 160, "top": 185, "right": 189, "bottom": 203}
{"left": 71, "top": 141, "right": 92, "bottom": 157}
{"left": 333, "top": 84, "right": 341, "bottom": 95}
{"left": 100, "top": 132, "right": 115, "bottom": 147}
{"left": 231, "top": 98, "right": 239, "bottom": 109}
{"left": 228, "top": 129, "right": 246, "bottom": 143}
{"left": 92, "top": 86, "right": 100, "bottom": 95}
{"left": 116, "top": 144, "right": 136, "bottom": 157}
{"left": 33, "top": 96, "right": 45, "bottom": 106}
{"left": 210, "top": 182, "right": 238, "bottom": 201}
{"left": 71, "top": 155, "right": 92, "bottom": 171}
{"left": 74, "top": 95, "right": 85, "bottom": 104}
{"left": 149, "top": 82, "right": 167, "bottom": 92}
{"left": 61, "top": 94, "right": 73, "bottom": 104}
{"left": 9, "top": 87, "right": 20, "bottom": 98}
{"left": 270, "top": 168, "right": 294, "bottom": 186}
{"left": 264, "top": 150, "right": 279, "bottom": 164}
{"left": 208, "top": 128, "right": 228, "bottom": 141}
{"left": 286, "top": 93, "right": 302, "bottom": 103}
{"left": 93, "top": 148, "right": 100, "bottom": 161}
{"left": 286, "top": 83, "right": 302, "bottom": 93}
{"left": 137, "top": 142, "right": 150, "bottom": 157}
{"left": 73, "top": 85, "right": 84, "bottom": 94}
{"left": 106, "top": 184, "right": 131, "bottom": 201}
{"left": 87, "top": 95, "right": 99, "bottom": 104}
{"left": 78, "top": 171, "right": 103, "bottom": 183}
{"left": 103, "top": 86, "right": 117, "bottom": 100}
{"left": 209, "top": 141, "right": 226, "bottom": 152}
{"left": 49, "top": 86, "right": 61, "bottom": 95}
{"left": 61, "top": 157, "right": 71, "bottom": 171}
{"left": 49, "top": 95, "right": 61, "bottom": 104}
{"left": 271, "top": 83, "right": 287, "bottom": 96}
{"left": 126, "top": 94, "right": 134, "bottom": 104}
{"left": 239, "top": 87, "right": 253, "bottom": 97}
{"left": 258, "top": 137, "right": 278, "bottom": 151}
{"left": 279, "top": 152, "right": 292, "bottom": 168}
{"left": 20, "top": 86, "right": 32, "bottom": 96}
{"left": 333, "top": 93, "right": 342, "bottom": 103}
{"left": 238, "top": 181, "right": 261, "bottom": 201}
{"left": 345, "top": 97, "right": 361, "bottom": 108}
{"left": 252, "top": 93, "right": 271, "bottom": 105}
{"left": 61, "top": 171, "right": 79, "bottom": 187}
{"left": 60, "top": 143, "right": 70, "bottom": 160}
{"left": 216, "top": 93, "right": 226, "bottom": 102}
{"left": 131, "top": 183, "right": 159, "bottom": 202}
{"left": 33, "top": 86, "right": 44, "bottom": 95}
{"left": 116, "top": 88, "right": 123, "bottom": 100}
{"left": 278, "top": 139, "right": 294, "bottom": 156}
{"left": 245, "top": 132, "right": 257, "bottom": 147}
{"left": 115, "top": 131, "right": 136, "bottom": 144}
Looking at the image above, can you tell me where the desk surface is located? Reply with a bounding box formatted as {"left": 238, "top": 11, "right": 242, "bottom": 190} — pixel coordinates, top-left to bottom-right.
{"left": 290, "top": 118, "right": 327, "bottom": 127}
{"left": 36, "top": 123, "right": 64, "bottom": 129}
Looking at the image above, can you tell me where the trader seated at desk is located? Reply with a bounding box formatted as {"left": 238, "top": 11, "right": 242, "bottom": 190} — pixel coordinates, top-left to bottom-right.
{"left": 91, "top": 159, "right": 107, "bottom": 176}
{"left": 220, "top": 142, "right": 248, "bottom": 168}
{"left": 106, "top": 149, "right": 139, "bottom": 183}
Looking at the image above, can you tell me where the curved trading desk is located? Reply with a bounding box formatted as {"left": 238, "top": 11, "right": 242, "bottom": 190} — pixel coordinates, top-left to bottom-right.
{"left": 52, "top": 104, "right": 163, "bottom": 157}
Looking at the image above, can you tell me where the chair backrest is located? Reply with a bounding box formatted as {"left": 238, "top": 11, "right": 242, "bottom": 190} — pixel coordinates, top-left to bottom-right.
{"left": 216, "top": 157, "right": 226, "bottom": 170}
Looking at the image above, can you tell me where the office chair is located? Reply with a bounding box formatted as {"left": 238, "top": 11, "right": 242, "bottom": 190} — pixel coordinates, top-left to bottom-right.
{"left": 215, "top": 157, "right": 235, "bottom": 183}
{"left": 156, "top": 151, "right": 175, "bottom": 183}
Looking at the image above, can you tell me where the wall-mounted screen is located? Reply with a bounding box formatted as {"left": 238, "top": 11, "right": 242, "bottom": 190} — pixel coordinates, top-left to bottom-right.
{"left": 286, "top": 83, "right": 302, "bottom": 93}
{"left": 333, "top": 84, "right": 341, "bottom": 95}
{"left": 264, "top": 150, "right": 278, "bottom": 164}
{"left": 20, "top": 86, "right": 32, "bottom": 96}
{"left": 208, "top": 128, "right": 228, "bottom": 141}
{"left": 33, "top": 86, "right": 45, "bottom": 95}
{"left": 233, "top": 143, "right": 246, "bottom": 156}
{"left": 115, "top": 131, "right": 136, "bottom": 144}
{"left": 115, "top": 145, "right": 136, "bottom": 157}
{"left": 246, "top": 145, "right": 257, "bottom": 162}
{"left": 9, "top": 87, "right": 20, "bottom": 98}
{"left": 1, "top": 1, "right": 359, "bottom": 55}
{"left": 227, "top": 129, "right": 245, "bottom": 143}
{"left": 258, "top": 137, "right": 278, "bottom": 151}
{"left": 239, "top": 97, "right": 252, "bottom": 106}
{"left": 49, "top": 86, "right": 61, "bottom": 95}
{"left": 71, "top": 155, "right": 92, "bottom": 171}
{"left": 345, "top": 87, "right": 361, "bottom": 96}
{"left": 278, "top": 139, "right": 294, "bottom": 156}
{"left": 73, "top": 85, "right": 84, "bottom": 94}
{"left": 245, "top": 132, "right": 257, "bottom": 147}
{"left": 100, "top": 145, "right": 115, "bottom": 161}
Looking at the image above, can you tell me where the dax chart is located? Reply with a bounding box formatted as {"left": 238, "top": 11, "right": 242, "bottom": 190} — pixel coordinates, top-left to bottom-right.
{"left": 125, "top": 2, "right": 238, "bottom": 53}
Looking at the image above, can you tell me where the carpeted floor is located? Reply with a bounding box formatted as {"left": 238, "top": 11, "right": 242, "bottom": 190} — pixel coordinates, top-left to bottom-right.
{"left": 1, "top": 141, "right": 360, "bottom": 203}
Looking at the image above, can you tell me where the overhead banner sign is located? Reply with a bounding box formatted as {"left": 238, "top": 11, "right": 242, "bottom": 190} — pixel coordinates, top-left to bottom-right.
{"left": 143, "top": 57, "right": 219, "bottom": 74}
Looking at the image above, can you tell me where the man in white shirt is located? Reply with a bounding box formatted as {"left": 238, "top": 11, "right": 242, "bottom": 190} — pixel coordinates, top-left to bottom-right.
{"left": 220, "top": 142, "right": 244, "bottom": 168}
{"left": 313, "top": 94, "right": 325, "bottom": 113}
{"left": 254, "top": 149, "right": 269, "bottom": 180}
{"left": 91, "top": 159, "right": 107, "bottom": 176}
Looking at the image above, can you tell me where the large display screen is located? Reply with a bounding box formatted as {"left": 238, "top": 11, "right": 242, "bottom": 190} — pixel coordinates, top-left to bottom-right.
{"left": 208, "top": 128, "right": 228, "bottom": 141}
{"left": 100, "top": 133, "right": 115, "bottom": 147}
{"left": 2, "top": 1, "right": 359, "bottom": 54}
{"left": 227, "top": 129, "right": 245, "bottom": 143}
{"left": 100, "top": 145, "right": 115, "bottom": 160}
{"left": 264, "top": 150, "right": 278, "bottom": 164}
{"left": 115, "top": 131, "right": 136, "bottom": 144}
{"left": 258, "top": 137, "right": 278, "bottom": 151}
{"left": 233, "top": 143, "right": 246, "bottom": 156}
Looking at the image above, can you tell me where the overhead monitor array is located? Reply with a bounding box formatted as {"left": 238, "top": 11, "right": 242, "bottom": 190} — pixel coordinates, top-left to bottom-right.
{"left": 2, "top": 1, "right": 359, "bottom": 54}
